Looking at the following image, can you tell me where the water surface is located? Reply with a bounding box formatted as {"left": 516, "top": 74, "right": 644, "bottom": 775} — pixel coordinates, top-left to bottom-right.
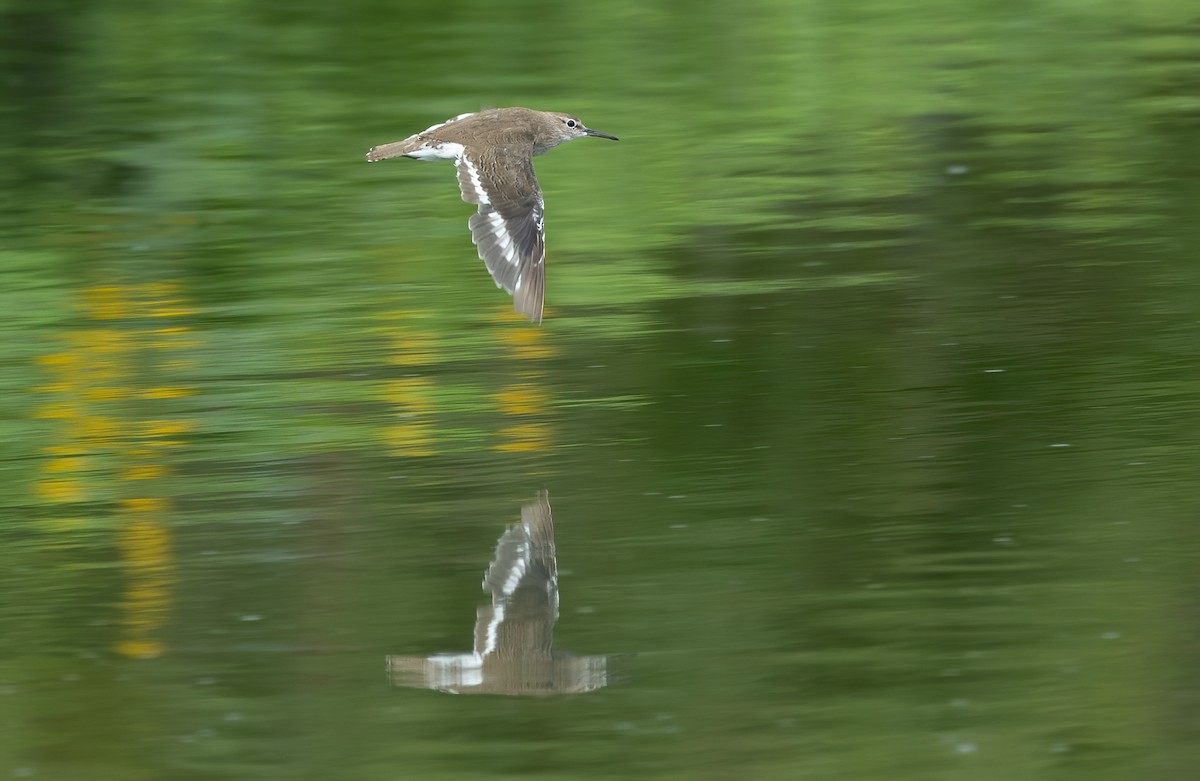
{"left": 2, "top": 1, "right": 1199, "bottom": 779}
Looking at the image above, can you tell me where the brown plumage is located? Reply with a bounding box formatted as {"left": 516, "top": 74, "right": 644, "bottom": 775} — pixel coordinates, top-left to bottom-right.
{"left": 366, "top": 108, "right": 618, "bottom": 323}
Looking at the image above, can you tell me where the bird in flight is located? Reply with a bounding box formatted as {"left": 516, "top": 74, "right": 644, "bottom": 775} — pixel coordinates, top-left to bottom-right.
{"left": 366, "top": 107, "right": 619, "bottom": 323}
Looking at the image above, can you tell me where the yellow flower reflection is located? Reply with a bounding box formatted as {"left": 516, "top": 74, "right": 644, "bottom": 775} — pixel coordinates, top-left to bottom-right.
{"left": 32, "top": 280, "right": 199, "bottom": 660}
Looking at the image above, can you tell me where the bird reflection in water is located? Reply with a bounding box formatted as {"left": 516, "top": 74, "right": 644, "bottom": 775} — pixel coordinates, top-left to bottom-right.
{"left": 387, "top": 491, "right": 619, "bottom": 696}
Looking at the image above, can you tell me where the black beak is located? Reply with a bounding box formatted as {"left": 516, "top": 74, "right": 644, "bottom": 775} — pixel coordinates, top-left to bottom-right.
{"left": 585, "top": 128, "right": 619, "bottom": 141}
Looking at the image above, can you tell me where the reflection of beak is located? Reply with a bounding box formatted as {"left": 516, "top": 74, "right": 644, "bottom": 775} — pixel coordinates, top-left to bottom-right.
{"left": 584, "top": 128, "right": 620, "bottom": 141}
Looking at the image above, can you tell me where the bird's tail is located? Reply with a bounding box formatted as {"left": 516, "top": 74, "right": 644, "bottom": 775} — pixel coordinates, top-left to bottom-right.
{"left": 365, "top": 139, "right": 421, "bottom": 162}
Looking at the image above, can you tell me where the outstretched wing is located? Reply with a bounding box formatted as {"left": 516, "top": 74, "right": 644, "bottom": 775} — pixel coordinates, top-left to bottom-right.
{"left": 455, "top": 145, "right": 546, "bottom": 323}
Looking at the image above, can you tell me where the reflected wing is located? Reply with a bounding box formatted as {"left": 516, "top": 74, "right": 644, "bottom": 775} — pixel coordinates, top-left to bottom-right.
{"left": 475, "top": 491, "right": 558, "bottom": 659}
{"left": 455, "top": 146, "right": 546, "bottom": 323}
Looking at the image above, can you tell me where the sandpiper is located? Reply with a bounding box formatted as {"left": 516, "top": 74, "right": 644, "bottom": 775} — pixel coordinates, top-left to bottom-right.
{"left": 366, "top": 107, "right": 618, "bottom": 323}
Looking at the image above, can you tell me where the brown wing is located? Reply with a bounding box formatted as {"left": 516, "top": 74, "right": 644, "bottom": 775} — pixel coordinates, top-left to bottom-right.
{"left": 455, "top": 145, "right": 546, "bottom": 323}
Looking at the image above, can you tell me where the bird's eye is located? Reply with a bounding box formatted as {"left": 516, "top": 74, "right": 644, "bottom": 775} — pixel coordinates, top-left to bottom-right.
{"left": 565, "top": 118, "right": 578, "bottom": 128}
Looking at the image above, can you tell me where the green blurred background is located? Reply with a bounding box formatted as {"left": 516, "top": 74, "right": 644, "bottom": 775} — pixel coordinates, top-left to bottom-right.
{"left": 2, "top": 0, "right": 1199, "bottom": 778}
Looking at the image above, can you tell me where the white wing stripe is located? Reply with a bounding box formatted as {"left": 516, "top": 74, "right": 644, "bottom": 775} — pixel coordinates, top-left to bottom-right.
{"left": 460, "top": 156, "right": 490, "bottom": 205}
